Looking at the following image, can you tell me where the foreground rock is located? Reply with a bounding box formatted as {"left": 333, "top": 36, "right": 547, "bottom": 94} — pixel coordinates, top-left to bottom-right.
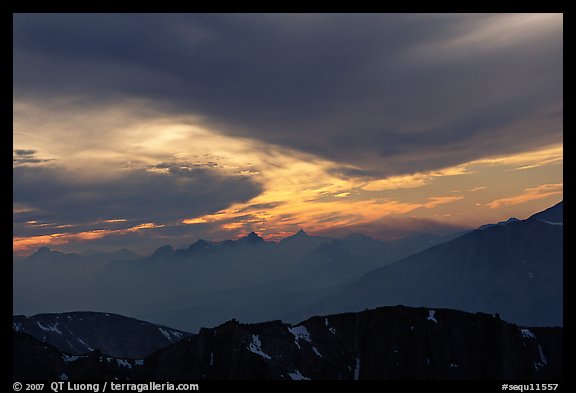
{"left": 14, "top": 306, "right": 562, "bottom": 380}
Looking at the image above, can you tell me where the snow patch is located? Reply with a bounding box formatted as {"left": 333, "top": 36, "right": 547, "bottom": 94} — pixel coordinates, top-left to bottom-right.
{"left": 450, "top": 363, "right": 459, "bottom": 368}
{"left": 354, "top": 357, "right": 361, "bottom": 380}
{"left": 159, "top": 328, "right": 173, "bottom": 341}
{"left": 325, "top": 318, "right": 336, "bottom": 335}
{"left": 538, "top": 344, "right": 548, "bottom": 365}
{"left": 62, "top": 354, "right": 80, "bottom": 363}
{"left": 520, "top": 329, "right": 536, "bottom": 339}
{"left": 312, "top": 346, "right": 322, "bottom": 358}
{"left": 59, "top": 373, "right": 69, "bottom": 381}
{"left": 171, "top": 330, "right": 183, "bottom": 339}
{"left": 247, "top": 334, "right": 272, "bottom": 360}
{"left": 77, "top": 338, "right": 94, "bottom": 351}
{"left": 37, "top": 321, "right": 62, "bottom": 334}
{"left": 288, "top": 370, "right": 310, "bottom": 380}
{"left": 116, "top": 359, "right": 132, "bottom": 369}
{"left": 427, "top": 310, "right": 438, "bottom": 323}
{"left": 13, "top": 322, "right": 22, "bottom": 332}
{"left": 210, "top": 352, "right": 214, "bottom": 366}
{"left": 539, "top": 219, "right": 563, "bottom": 226}
{"left": 135, "top": 360, "right": 144, "bottom": 366}
{"left": 288, "top": 325, "right": 312, "bottom": 349}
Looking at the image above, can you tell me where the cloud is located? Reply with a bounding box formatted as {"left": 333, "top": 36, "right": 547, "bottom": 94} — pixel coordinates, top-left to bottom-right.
{"left": 14, "top": 149, "right": 37, "bottom": 156}
{"left": 472, "top": 145, "right": 563, "bottom": 171}
{"left": 361, "top": 165, "right": 470, "bottom": 191}
{"left": 486, "top": 183, "right": 563, "bottom": 209}
{"left": 315, "top": 216, "right": 468, "bottom": 242}
{"left": 13, "top": 149, "right": 54, "bottom": 166}
{"left": 334, "top": 192, "right": 351, "bottom": 198}
{"left": 13, "top": 13, "right": 562, "bottom": 177}
{"left": 424, "top": 196, "right": 463, "bottom": 209}
{"left": 13, "top": 163, "right": 263, "bottom": 237}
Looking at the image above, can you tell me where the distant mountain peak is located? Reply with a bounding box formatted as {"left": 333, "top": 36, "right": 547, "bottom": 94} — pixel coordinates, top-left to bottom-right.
{"left": 316, "top": 239, "right": 351, "bottom": 258}
{"left": 34, "top": 246, "right": 52, "bottom": 255}
{"left": 151, "top": 245, "right": 174, "bottom": 258}
{"left": 183, "top": 239, "right": 213, "bottom": 255}
{"left": 281, "top": 229, "right": 312, "bottom": 243}
{"left": 479, "top": 217, "right": 519, "bottom": 231}
{"left": 291, "top": 228, "right": 312, "bottom": 239}
{"left": 236, "top": 232, "right": 265, "bottom": 245}
{"left": 343, "top": 233, "right": 373, "bottom": 241}
{"left": 189, "top": 239, "right": 210, "bottom": 248}
{"left": 529, "top": 200, "right": 563, "bottom": 224}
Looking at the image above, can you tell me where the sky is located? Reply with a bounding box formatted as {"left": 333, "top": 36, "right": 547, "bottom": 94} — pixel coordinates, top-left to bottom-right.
{"left": 13, "top": 13, "right": 563, "bottom": 256}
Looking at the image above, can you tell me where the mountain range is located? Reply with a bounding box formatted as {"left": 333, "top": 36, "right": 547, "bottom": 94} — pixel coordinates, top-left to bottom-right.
{"left": 14, "top": 226, "right": 465, "bottom": 331}
{"left": 293, "top": 201, "right": 563, "bottom": 327}
{"left": 13, "top": 202, "right": 562, "bottom": 332}
{"left": 12, "top": 201, "right": 563, "bottom": 380}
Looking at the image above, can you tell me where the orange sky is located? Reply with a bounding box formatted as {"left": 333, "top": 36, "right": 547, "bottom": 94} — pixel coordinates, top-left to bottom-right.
{"left": 13, "top": 107, "right": 563, "bottom": 255}
{"left": 13, "top": 14, "right": 562, "bottom": 256}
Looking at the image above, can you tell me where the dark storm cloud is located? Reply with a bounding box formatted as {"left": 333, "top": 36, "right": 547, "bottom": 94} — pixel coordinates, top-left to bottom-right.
{"left": 13, "top": 13, "right": 562, "bottom": 176}
{"left": 13, "top": 149, "right": 54, "bottom": 166}
{"left": 13, "top": 164, "right": 262, "bottom": 235}
{"left": 14, "top": 149, "right": 37, "bottom": 156}
{"left": 235, "top": 202, "right": 283, "bottom": 213}
{"left": 150, "top": 161, "right": 220, "bottom": 173}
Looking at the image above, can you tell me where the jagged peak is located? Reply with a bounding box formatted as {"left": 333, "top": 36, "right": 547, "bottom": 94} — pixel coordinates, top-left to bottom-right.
{"left": 281, "top": 229, "right": 312, "bottom": 243}
{"left": 294, "top": 228, "right": 308, "bottom": 236}
{"left": 189, "top": 239, "right": 210, "bottom": 249}
{"left": 236, "top": 232, "right": 265, "bottom": 245}
{"left": 34, "top": 246, "right": 52, "bottom": 255}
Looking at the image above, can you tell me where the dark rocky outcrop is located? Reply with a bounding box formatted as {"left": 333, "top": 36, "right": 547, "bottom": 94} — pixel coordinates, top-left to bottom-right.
{"left": 13, "top": 331, "right": 145, "bottom": 381}
{"left": 14, "top": 306, "right": 562, "bottom": 380}
{"left": 13, "top": 312, "right": 191, "bottom": 358}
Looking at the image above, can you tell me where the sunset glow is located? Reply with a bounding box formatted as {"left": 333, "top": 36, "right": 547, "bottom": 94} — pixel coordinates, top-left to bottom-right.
{"left": 13, "top": 13, "right": 562, "bottom": 255}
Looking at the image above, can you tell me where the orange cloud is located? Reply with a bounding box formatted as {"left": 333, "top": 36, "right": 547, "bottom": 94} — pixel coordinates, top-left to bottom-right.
{"left": 424, "top": 196, "right": 463, "bottom": 209}
{"left": 181, "top": 193, "right": 465, "bottom": 242}
{"left": 361, "top": 166, "right": 470, "bottom": 192}
{"left": 486, "top": 183, "right": 563, "bottom": 209}
{"left": 126, "top": 222, "right": 165, "bottom": 232}
{"left": 13, "top": 100, "right": 563, "bottom": 254}
{"left": 472, "top": 144, "right": 562, "bottom": 170}
{"left": 13, "top": 222, "right": 165, "bottom": 255}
